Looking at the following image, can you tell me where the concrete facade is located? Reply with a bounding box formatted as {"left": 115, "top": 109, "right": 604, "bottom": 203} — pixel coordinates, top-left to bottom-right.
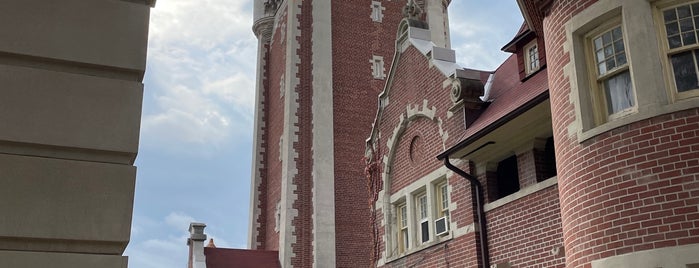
{"left": 0, "top": 1, "right": 153, "bottom": 267}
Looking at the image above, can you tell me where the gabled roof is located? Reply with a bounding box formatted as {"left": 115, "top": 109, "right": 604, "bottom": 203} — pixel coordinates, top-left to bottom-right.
{"left": 438, "top": 52, "right": 549, "bottom": 159}
{"left": 204, "top": 248, "right": 280, "bottom": 268}
{"left": 501, "top": 22, "right": 534, "bottom": 53}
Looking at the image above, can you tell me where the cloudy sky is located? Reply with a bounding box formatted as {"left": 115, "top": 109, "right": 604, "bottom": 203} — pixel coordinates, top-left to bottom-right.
{"left": 124, "top": 1, "right": 523, "bottom": 267}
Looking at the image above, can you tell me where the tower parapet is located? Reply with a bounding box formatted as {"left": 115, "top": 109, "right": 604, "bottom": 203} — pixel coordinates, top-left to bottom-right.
{"left": 252, "top": 0, "right": 279, "bottom": 40}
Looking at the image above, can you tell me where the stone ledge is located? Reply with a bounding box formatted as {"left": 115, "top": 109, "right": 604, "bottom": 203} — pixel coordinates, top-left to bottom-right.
{"left": 484, "top": 176, "right": 558, "bottom": 212}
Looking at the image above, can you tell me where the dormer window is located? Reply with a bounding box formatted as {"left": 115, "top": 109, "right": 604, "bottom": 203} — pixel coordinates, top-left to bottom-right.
{"left": 525, "top": 41, "right": 540, "bottom": 74}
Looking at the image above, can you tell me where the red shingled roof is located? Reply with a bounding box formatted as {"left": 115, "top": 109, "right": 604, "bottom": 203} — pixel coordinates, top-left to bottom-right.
{"left": 204, "top": 248, "right": 280, "bottom": 268}
{"left": 458, "top": 53, "right": 548, "bottom": 139}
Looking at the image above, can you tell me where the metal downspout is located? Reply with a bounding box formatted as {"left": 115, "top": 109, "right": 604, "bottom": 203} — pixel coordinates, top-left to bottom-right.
{"left": 443, "top": 157, "right": 491, "bottom": 268}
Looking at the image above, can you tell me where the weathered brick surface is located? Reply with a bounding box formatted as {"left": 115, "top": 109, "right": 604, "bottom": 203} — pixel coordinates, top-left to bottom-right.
{"left": 291, "top": 1, "right": 314, "bottom": 266}
{"left": 260, "top": 8, "right": 289, "bottom": 251}
{"left": 332, "top": 0, "right": 404, "bottom": 267}
{"left": 371, "top": 44, "right": 484, "bottom": 267}
{"left": 542, "top": 0, "right": 699, "bottom": 266}
{"left": 486, "top": 186, "right": 566, "bottom": 268}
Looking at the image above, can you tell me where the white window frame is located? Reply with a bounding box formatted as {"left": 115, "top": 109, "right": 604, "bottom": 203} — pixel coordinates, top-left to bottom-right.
{"left": 524, "top": 40, "right": 540, "bottom": 75}
{"left": 656, "top": 0, "right": 699, "bottom": 100}
{"left": 415, "top": 192, "right": 429, "bottom": 245}
{"left": 386, "top": 168, "right": 453, "bottom": 261}
{"left": 584, "top": 21, "right": 637, "bottom": 123}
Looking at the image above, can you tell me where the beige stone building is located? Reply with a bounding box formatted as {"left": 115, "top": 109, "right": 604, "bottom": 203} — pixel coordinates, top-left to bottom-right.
{"left": 0, "top": 1, "right": 154, "bottom": 267}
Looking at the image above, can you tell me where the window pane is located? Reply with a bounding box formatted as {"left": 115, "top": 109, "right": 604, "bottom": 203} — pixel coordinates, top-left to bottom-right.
{"left": 693, "top": 3, "right": 699, "bottom": 15}
{"left": 606, "top": 58, "right": 616, "bottom": 70}
{"left": 665, "top": 9, "right": 677, "bottom": 22}
{"left": 613, "top": 40, "right": 625, "bottom": 54}
{"left": 596, "top": 50, "right": 605, "bottom": 62}
{"left": 616, "top": 53, "right": 627, "bottom": 66}
{"left": 602, "top": 32, "right": 612, "bottom": 44}
{"left": 669, "top": 35, "right": 683, "bottom": 48}
{"left": 420, "top": 221, "right": 429, "bottom": 243}
{"left": 604, "top": 45, "right": 614, "bottom": 57}
{"left": 604, "top": 71, "right": 635, "bottom": 115}
{"left": 419, "top": 195, "right": 427, "bottom": 219}
{"left": 612, "top": 27, "right": 622, "bottom": 40}
{"left": 679, "top": 5, "right": 692, "bottom": 19}
{"left": 594, "top": 37, "right": 603, "bottom": 50}
{"left": 671, "top": 50, "right": 699, "bottom": 92}
{"left": 667, "top": 22, "right": 680, "bottom": 36}
{"left": 680, "top": 18, "right": 694, "bottom": 32}
{"left": 683, "top": 31, "right": 697, "bottom": 46}
{"left": 440, "top": 184, "right": 448, "bottom": 211}
{"left": 598, "top": 62, "right": 607, "bottom": 75}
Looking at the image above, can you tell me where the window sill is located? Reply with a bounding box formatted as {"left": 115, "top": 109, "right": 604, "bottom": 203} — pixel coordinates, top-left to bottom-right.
{"left": 483, "top": 176, "right": 558, "bottom": 212}
{"left": 577, "top": 97, "right": 699, "bottom": 143}
{"left": 385, "top": 231, "right": 453, "bottom": 263}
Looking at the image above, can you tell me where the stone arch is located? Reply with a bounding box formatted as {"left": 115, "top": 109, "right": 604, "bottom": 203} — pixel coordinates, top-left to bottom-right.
{"left": 381, "top": 99, "right": 448, "bottom": 194}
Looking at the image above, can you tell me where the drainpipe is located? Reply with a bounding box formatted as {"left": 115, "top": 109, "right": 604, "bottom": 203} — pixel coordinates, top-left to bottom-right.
{"left": 442, "top": 157, "right": 490, "bottom": 268}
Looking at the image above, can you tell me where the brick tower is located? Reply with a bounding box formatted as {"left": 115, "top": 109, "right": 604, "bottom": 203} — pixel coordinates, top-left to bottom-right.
{"left": 522, "top": 0, "right": 699, "bottom": 267}
{"left": 248, "top": 0, "right": 451, "bottom": 267}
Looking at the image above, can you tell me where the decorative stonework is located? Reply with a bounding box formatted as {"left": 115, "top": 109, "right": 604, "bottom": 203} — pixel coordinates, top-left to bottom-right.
{"left": 279, "top": 74, "right": 285, "bottom": 98}
{"left": 264, "top": 0, "right": 282, "bottom": 16}
{"left": 403, "top": 0, "right": 423, "bottom": 20}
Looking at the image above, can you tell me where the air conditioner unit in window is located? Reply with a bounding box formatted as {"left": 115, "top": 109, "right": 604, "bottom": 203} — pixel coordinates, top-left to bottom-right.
{"left": 434, "top": 216, "right": 449, "bottom": 236}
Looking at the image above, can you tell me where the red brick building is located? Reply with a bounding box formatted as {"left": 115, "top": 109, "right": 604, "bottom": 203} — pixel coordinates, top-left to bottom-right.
{"left": 189, "top": 0, "right": 699, "bottom": 267}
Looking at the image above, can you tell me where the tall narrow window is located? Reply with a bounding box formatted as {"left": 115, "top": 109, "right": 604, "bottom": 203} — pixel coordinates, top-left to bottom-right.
{"left": 662, "top": 2, "right": 699, "bottom": 98}
{"left": 371, "top": 55, "right": 385, "bottom": 79}
{"left": 436, "top": 182, "right": 449, "bottom": 218}
{"left": 525, "top": 41, "right": 540, "bottom": 74}
{"left": 397, "top": 203, "right": 408, "bottom": 253}
{"left": 371, "top": 1, "right": 384, "bottom": 22}
{"left": 416, "top": 193, "right": 429, "bottom": 244}
{"left": 590, "top": 25, "right": 636, "bottom": 120}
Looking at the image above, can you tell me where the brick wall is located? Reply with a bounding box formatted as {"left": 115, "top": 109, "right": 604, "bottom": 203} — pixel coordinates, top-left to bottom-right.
{"left": 291, "top": 0, "right": 314, "bottom": 266}
{"left": 260, "top": 8, "right": 288, "bottom": 251}
{"left": 332, "top": 0, "right": 404, "bottom": 267}
{"left": 374, "top": 45, "right": 481, "bottom": 267}
{"left": 543, "top": 0, "right": 699, "bottom": 266}
{"left": 486, "top": 185, "right": 566, "bottom": 267}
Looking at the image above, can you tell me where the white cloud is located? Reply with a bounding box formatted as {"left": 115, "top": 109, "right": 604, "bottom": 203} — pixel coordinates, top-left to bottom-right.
{"left": 165, "top": 211, "right": 198, "bottom": 229}
{"left": 141, "top": 0, "right": 257, "bottom": 151}
{"left": 448, "top": 1, "right": 523, "bottom": 71}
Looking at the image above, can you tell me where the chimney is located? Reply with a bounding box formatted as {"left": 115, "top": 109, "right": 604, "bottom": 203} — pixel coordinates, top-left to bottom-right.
{"left": 187, "top": 222, "right": 207, "bottom": 268}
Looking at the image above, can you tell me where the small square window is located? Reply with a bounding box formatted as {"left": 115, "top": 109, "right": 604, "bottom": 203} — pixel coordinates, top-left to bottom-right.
{"left": 524, "top": 41, "right": 540, "bottom": 74}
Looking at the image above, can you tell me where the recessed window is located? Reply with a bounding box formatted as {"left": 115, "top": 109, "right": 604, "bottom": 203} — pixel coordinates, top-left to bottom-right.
{"left": 437, "top": 183, "right": 449, "bottom": 218}
{"left": 371, "top": 55, "right": 385, "bottom": 79}
{"left": 371, "top": 1, "right": 384, "bottom": 22}
{"left": 416, "top": 193, "right": 429, "bottom": 244}
{"left": 496, "top": 155, "right": 520, "bottom": 199}
{"left": 589, "top": 24, "right": 636, "bottom": 122}
{"left": 661, "top": 2, "right": 699, "bottom": 98}
{"left": 525, "top": 41, "right": 540, "bottom": 74}
{"left": 397, "top": 203, "right": 408, "bottom": 253}
{"left": 388, "top": 174, "right": 451, "bottom": 258}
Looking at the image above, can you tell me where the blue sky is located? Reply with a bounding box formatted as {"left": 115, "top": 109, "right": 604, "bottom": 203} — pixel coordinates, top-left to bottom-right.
{"left": 124, "top": 1, "right": 523, "bottom": 267}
